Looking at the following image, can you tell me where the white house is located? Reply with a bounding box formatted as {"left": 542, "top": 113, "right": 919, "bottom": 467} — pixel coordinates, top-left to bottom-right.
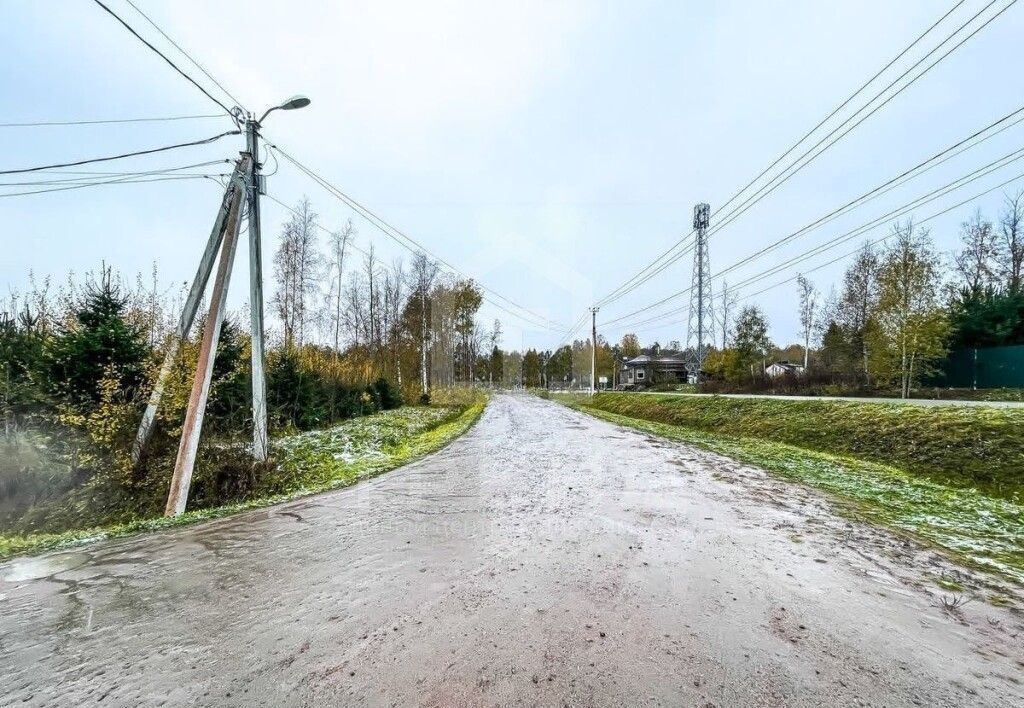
{"left": 765, "top": 361, "right": 805, "bottom": 378}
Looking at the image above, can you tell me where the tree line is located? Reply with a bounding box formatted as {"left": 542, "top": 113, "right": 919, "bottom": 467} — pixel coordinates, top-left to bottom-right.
{"left": 703, "top": 192, "right": 1024, "bottom": 396}
{"left": 0, "top": 196, "right": 499, "bottom": 529}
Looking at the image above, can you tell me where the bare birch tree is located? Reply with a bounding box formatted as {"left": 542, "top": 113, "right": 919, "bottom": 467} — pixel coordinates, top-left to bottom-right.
{"left": 408, "top": 253, "right": 440, "bottom": 396}
{"left": 328, "top": 219, "right": 355, "bottom": 355}
{"left": 954, "top": 209, "right": 998, "bottom": 293}
{"left": 272, "top": 198, "right": 320, "bottom": 348}
{"left": 998, "top": 190, "right": 1024, "bottom": 292}
{"left": 382, "top": 258, "right": 405, "bottom": 386}
{"left": 717, "top": 280, "right": 738, "bottom": 349}
{"left": 796, "top": 274, "right": 817, "bottom": 370}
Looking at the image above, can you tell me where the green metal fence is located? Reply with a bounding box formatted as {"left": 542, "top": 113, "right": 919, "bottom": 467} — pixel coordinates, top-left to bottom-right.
{"left": 932, "top": 345, "right": 1024, "bottom": 388}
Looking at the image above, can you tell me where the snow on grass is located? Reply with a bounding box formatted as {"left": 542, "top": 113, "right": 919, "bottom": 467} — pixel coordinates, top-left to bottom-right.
{"left": 0, "top": 401, "right": 486, "bottom": 560}
{"left": 276, "top": 407, "right": 453, "bottom": 469}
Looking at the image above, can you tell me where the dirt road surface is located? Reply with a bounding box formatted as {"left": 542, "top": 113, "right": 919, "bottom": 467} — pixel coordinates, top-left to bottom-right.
{"left": 2, "top": 394, "right": 1022, "bottom": 707}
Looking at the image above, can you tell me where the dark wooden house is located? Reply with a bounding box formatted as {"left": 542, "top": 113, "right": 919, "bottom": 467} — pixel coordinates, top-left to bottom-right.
{"left": 619, "top": 354, "right": 689, "bottom": 389}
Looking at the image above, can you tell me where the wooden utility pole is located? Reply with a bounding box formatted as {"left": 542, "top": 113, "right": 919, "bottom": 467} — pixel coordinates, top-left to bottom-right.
{"left": 164, "top": 156, "right": 249, "bottom": 516}
{"left": 245, "top": 119, "right": 269, "bottom": 461}
{"left": 590, "top": 307, "right": 598, "bottom": 394}
{"left": 131, "top": 158, "right": 249, "bottom": 465}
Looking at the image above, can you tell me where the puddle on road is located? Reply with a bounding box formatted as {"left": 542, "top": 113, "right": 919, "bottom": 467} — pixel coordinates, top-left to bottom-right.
{"left": 0, "top": 552, "right": 91, "bottom": 582}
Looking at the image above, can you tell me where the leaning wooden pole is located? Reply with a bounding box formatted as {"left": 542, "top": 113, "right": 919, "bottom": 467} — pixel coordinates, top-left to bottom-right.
{"left": 131, "top": 159, "right": 249, "bottom": 465}
{"left": 164, "top": 156, "right": 249, "bottom": 516}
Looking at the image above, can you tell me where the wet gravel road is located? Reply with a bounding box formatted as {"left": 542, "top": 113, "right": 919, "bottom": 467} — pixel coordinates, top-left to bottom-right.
{"left": 2, "top": 394, "right": 1023, "bottom": 707}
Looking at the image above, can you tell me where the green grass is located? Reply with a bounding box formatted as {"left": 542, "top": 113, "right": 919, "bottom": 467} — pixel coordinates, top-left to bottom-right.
{"left": 582, "top": 392, "right": 1024, "bottom": 499}
{"left": 558, "top": 395, "right": 1024, "bottom": 585}
{"left": 0, "top": 399, "right": 486, "bottom": 560}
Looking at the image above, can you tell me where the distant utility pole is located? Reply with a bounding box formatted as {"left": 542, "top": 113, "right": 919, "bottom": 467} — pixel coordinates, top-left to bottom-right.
{"left": 590, "top": 307, "right": 598, "bottom": 394}
{"left": 686, "top": 202, "right": 712, "bottom": 381}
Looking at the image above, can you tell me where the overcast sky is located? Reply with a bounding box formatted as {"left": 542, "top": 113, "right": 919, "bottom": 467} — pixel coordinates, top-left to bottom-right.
{"left": 3, "top": 0, "right": 1023, "bottom": 350}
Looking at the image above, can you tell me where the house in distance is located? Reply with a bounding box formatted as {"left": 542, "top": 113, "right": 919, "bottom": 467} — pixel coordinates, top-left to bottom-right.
{"left": 619, "top": 354, "right": 689, "bottom": 389}
{"left": 765, "top": 361, "right": 806, "bottom": 378}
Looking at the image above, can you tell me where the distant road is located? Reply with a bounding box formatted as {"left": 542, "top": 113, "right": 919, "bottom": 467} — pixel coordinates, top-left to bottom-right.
{"left": 631, "top": 390, "right": 1024, "bottom": 408}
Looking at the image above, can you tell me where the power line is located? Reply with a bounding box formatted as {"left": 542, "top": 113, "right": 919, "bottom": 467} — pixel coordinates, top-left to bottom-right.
{"left": 590, "top": 0, "right": 974, "bottom": 312}
{"left": 0, "top": 172, "right": 223, "bottom": 187}
{"left": 0, "top": 131, "right": 238, "bottom": 175}
{"left": 724, "top": 158, "right": 1024, "bottom": 294}
{"left": 90, "top": 0, "right": 236, "bottom": 119}
{"left": 266, "top": 142, "right": 569, "bottom": 332}
{"left": 737, "top": 171, "right": 1024, "bottom": 302}
{"left": 0, "top": 160, "right": 231, "bottom": 185}
{"left": 122, "top": 0, "right": 247, "bottom": 112}
{"left": 711, "top": 0, "right": 969, "bottom": 221}
{"left": 705, "top": 0, "right": 1016, "bottom": 244}
{"left": 597, "top": 103, "right": 1024, "bottom": 328}
{"left": 0, "top": 173, "right": 225, "bottom": 198}
{"left": 712, "top": 106, "right": 1024, "bottom": 280}
{"left": 0, "top": 114, "right": 225, "bottom": 128}
{"left": 264, "top": 188, "right": 569, "bottom": 331}
{"left": 606, "top": 159, "right": 1024, "bottom": 333}
{"left": 548, "top": 312, "right": 591, "bottom": 354}
{"left": 594, "top": 230, "right": 696, "bottom": 309}
{"left": 619, "top": 168, "right": 1024, "bottom": 336}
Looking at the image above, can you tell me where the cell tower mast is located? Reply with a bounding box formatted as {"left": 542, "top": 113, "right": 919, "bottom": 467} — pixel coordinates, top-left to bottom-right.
{"left": 686, "top": 202, "right": 712, "bottom": 381}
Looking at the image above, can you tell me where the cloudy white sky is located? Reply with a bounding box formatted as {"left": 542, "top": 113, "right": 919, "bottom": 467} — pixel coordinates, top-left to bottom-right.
{"left": 3, "top": 0, "right": 1023, "bottom": 350}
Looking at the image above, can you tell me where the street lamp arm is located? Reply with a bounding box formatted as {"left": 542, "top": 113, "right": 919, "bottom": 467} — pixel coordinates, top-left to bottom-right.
{"left": 258, "top": 95, "right": 311, "bottom": 125}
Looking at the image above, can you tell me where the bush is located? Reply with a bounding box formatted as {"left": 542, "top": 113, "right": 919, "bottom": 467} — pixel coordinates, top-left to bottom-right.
{"left": 267, "top": 348, "right": 372, "bottom": 430}
{"left": 370, "top": 377, "right": 403, "bottom": 410}
{"left": 419, "top": 392, "right": 431, "bottom": 405}
{"left": 45, "top": 274, "right": 148, "bottom": 409}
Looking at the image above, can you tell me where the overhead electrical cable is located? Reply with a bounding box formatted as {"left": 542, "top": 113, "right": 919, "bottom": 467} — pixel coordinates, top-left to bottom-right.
{"left": 704, "top": 0, "right": 1017, "bottom": 244}
{"left": 0, "top": 173, "right": 225, "bottom": 198}
{"left": 604, "top": 160, "right": 1024, "bottom": 332}
{"left": 625, "top": 169, "right": 1024, "bottom": 337}
{"left": 597, "top": 104, "right": 1024, "bottom": 328}
{"left": 737, "top": 172, "right": 1024, "bottom": 301}
{"left": 264, "top": 190, "right": 567, "bottom": 333}
{"left": 90, "top": 0, "right": 237, "bottom": 119}
{"left": 711, "top": 0, "right": 969, "bottom": 220}
{"left": 635, "top": 0, "right": 1014, "bottom": 298}
{"left": 0, "top": 159, "right": 231, "bottom": 185}
{"left": 122, "top": 0, "right": 247, "bottom": 111}
{"left": 0, "top": 114, "right": 225, "bottom": 128}
{"left": 589, "top": 0, "right": 973, "bottom": 311}
{"left": 266, "top": 142, "right": 569, "bottom": 332}
{"left": 0, "top": 131, "right": 238, "bottom": 175}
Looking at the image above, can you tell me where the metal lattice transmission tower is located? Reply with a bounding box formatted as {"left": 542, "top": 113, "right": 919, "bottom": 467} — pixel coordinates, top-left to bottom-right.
{"left": 686, "top": 202, "right": 713, "bottom": 379}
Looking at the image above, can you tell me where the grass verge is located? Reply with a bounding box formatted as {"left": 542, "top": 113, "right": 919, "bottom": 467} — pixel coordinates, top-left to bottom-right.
{"left": 581, "top": 392, "right": 1024, "bottom": 499}
{"left": 556, "top": 395, "right": 1024, "bottom": 586}
{"left": 0, "top": 398, "right": 486, "bottom": 561}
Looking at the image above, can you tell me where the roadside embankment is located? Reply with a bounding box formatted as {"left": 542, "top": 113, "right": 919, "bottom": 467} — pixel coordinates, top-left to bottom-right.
{"left": 579, "top": 392, "right": 1024, "bottom": 497}
{"left": 556, "top": 392, "right": 1024, "bottom": 585}
{"left": 0, "top": 394, "right": 486, "bottom": 560}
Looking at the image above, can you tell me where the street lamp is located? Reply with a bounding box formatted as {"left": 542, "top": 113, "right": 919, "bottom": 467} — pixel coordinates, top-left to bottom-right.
{"left": 245, "top": 95, "right": 310, "bottom": 462}
{"left": 257, "top": 94, "right": 311, "bottom": 124}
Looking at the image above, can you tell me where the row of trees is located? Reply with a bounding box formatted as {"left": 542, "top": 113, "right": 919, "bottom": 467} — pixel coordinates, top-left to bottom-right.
{"left": 269, "top": 199, "right": 494, "bottom": 394}
{"left": 499, "top": 194, "right": 1024, "bottom": 396}
{"left": 700, "top": 192, "right": 1024, "bottom": 396}
{"left": 0, "top": 195, "right": 500, "bottom": 528}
